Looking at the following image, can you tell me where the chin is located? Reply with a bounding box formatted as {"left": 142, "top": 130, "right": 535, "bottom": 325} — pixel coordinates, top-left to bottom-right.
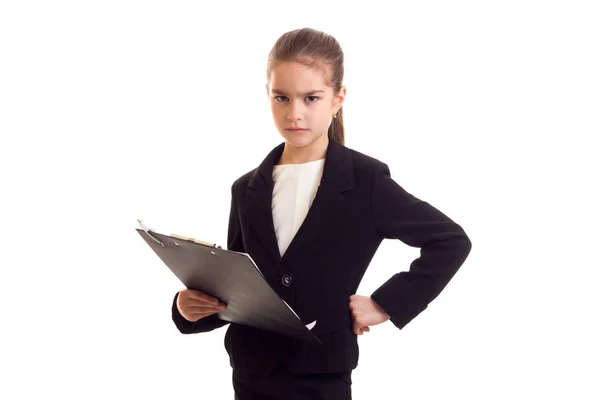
{"left": 281, "top": 133, "right": 314, "bottom": 147}
{"left": 281, "top": 130, "right": 328, "bottom": 148}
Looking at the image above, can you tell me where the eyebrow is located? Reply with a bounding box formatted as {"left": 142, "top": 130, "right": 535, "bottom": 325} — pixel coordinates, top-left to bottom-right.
{"left": 271, "top": 89, "right": 325, "bottom": 96}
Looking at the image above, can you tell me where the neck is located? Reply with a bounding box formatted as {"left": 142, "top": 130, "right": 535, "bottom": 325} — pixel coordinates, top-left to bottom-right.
{"left": 278, "top": 135, "right": 329, "bottom": 165}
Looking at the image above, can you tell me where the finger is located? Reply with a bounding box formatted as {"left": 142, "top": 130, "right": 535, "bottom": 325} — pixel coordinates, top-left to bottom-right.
{"left": 188, "top": 291, "right": 219, "bottom": 305}
{"left": 185, "top": 312, "right": 216, "bottom": 322}
{"left": 352, "top": 320, "right": 362, "bottom": 335}
{"left": 188, "top": 306, "right": 226, "bottom": 318}
{"left": 190, "top": 307, "right": 221, "bottom": 315}
{"left": 188, "top": 301, "right": 227, "bottom": 311}
{"left": 188, "top": 297, "right": 226, "bottom": 307}
{"left": 187, "top": 290, "right": 220, "bottom": 305}
{"left": 187, "top": 304, "right": 226, "bottom": 312}
{"left": 182, "top": 311, "right": 209, "bottom": 322}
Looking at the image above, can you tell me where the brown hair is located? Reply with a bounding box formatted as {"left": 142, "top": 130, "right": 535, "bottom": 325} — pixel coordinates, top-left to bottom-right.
{"left": 266, "top": 27, "right": 346, "bottom": 145}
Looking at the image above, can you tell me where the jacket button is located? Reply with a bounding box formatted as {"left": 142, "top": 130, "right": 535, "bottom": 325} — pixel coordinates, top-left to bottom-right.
{"left": 281, "top": 273, "right": 293, "bottom": 287}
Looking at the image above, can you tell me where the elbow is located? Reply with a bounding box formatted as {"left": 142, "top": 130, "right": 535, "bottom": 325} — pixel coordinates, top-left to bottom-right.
{"left": 455, "top": 227, "right": 472, "bottom": 264}
{"left": 460, "top": 229, "right": 472, "bottom": 252}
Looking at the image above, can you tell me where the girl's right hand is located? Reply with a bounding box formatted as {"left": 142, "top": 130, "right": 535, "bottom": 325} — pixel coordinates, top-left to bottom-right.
{"left": 176, "top": 288, "right": 227, "bottom": 322}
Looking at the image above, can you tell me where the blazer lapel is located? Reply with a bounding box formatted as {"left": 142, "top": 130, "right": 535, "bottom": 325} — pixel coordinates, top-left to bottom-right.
{"left": 242, "top": 139, "right": 355, "bottom": 263}
{"left": 243, "top": 142, "right": 286, "bottom": 262}
{"left": 282, "top": 140, "right": 354, "bottom": 260}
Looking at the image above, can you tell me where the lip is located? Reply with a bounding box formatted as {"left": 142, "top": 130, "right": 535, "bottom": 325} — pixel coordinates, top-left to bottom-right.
{"left": 286, "top": 128, "right": 307, "bottom": 132}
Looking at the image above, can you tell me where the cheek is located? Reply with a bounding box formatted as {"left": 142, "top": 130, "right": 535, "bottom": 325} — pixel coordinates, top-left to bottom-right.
{"left": 316, "top": 108, "right": 332, "bottom": 124}
{"left": 270, "top": 104, "right": 283, "bottom": 120}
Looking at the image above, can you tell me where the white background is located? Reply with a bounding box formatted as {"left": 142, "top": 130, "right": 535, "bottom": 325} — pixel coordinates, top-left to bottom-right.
{"left": 1, "top": 1, "right": 598, "bottom": 399}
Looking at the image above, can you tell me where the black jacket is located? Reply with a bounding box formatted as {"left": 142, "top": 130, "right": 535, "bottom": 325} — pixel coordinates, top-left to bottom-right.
{"left": 172, "top": 138, "right": 472, "bottom": 375}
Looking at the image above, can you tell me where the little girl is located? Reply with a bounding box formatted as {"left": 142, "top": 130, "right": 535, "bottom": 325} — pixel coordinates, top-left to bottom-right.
{"left": 172, "top": 27, "right": 472, "bottom": 399}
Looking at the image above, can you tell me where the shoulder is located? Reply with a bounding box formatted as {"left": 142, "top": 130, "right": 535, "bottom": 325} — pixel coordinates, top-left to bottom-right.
{"left": 230, "top": 168, "right": 256, "bottom": 194}
{"left": 345, "top": 145, "right": 391, "bottom": 177}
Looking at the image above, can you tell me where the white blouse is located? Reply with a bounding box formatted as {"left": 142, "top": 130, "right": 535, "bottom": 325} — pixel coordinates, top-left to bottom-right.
{"left": 271, "top": 158, "right": 325, "bottom": 257}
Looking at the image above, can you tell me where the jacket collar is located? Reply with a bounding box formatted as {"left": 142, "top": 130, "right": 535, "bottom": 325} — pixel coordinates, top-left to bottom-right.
{"left": 243, "top": 137, "right": 355, "bottom": 262}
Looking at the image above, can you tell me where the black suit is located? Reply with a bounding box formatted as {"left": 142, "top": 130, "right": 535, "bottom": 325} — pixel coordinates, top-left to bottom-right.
{"left": 172, "top": 138, "right": 472, "bottom": 377}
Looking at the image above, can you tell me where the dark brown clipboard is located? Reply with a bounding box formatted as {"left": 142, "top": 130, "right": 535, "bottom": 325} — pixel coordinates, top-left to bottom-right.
{"left": 136, "top": 221, "right": 321, "bottom": 345}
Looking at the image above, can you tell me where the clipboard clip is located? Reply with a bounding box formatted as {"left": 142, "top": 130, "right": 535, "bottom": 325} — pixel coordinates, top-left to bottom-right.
{"left": 137, "top": 219, "right": 164, "bottom": 246}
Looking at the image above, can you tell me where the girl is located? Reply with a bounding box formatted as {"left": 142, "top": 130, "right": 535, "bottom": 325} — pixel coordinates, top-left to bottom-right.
{"left": 172, "top": 27, "right": 472, "bottom": 399}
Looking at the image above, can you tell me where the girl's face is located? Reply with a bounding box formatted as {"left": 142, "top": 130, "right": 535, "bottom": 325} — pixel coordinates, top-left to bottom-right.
{"left": 266, "top": 61, "right": 345, "bottom": 151}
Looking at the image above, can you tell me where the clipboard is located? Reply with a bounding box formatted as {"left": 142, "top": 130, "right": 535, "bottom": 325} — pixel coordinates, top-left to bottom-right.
{"left": 136, "top": 219, "right": 322, "bottom": 345}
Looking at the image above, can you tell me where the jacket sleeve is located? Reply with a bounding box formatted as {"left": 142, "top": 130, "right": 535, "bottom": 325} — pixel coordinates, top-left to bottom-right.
{"left": 171, "top": 181, "right": 245, "bottom": 334}
{"left": 369, "top": 163, "right": 472, "bottom": 330}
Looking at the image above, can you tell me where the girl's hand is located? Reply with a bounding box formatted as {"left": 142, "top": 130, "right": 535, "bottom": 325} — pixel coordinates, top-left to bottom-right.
{"left": 177, "top": 288, "right": 227, "bottom": 322}
{"left": 349, "top": 294, "right": 390, "bottom": 335}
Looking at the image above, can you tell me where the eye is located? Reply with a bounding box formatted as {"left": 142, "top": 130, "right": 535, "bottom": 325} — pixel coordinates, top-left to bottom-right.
{"left": 273, "top": 95, "right": 320, "bottom": 103}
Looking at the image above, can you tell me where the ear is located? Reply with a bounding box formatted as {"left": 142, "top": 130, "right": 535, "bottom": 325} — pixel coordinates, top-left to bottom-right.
{"left": 333, "top": 84, "right": 347, "bottom": 113}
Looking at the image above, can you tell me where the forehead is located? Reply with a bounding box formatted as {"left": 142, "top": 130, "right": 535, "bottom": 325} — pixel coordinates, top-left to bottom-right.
{"left": 268, "top": 61, "right": 332, "bottom": 93}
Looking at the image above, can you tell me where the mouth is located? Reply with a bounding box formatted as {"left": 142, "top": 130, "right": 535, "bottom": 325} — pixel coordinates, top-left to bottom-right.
{"left": 286, "top": 128, "right": 308, "bottom": 132}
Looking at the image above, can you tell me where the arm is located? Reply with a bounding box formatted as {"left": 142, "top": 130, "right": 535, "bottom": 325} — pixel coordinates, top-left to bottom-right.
{"left": 171, "top": 181, "right": 245, "bottom": 334}
{"left": 369, "top": 164, "right": 472, "bottom": 330}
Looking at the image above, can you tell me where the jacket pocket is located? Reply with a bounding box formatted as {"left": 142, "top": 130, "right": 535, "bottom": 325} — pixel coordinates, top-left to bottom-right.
{"left": 309, "top": 308, "right": 353, "bottom": 338}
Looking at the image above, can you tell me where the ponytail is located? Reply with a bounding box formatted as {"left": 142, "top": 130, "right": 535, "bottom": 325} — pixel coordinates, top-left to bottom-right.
{"left": 328, "top": 107, "right": 345, "bottom": 145}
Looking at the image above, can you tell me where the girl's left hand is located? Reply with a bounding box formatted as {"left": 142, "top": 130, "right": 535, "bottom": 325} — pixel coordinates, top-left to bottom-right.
{"left": 349, "top": 294, "right": 391, "bottom": 335}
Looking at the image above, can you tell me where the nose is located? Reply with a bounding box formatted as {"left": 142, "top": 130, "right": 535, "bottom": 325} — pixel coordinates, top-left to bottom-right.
{"left": 286, "top": 100, "right": 304, "bottom": 121}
